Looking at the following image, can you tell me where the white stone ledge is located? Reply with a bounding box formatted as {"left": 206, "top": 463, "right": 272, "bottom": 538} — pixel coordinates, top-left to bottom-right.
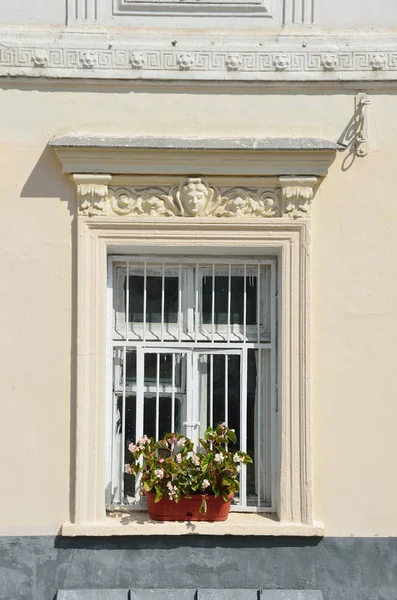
{"left": 51, "top": 135, "right": 342, "bottom": 152}
{"left": 1, "top": 27, "right": 397, "bottom": 81}
{"left": 61, "top": 513, "right": 325, "bottom": 536}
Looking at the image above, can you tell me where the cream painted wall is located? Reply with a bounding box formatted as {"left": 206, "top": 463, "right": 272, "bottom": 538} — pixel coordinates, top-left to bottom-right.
{"left": 1, "top": 0, "right": 397, "bottom": 28}
{"left": 0, "top": 81, "right": 397, "bottom": 535}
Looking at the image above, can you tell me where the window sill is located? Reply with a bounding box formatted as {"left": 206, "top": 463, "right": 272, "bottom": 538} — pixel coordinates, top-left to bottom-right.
{"left": 61, "top": 513, "right": 324, "bottom": 537}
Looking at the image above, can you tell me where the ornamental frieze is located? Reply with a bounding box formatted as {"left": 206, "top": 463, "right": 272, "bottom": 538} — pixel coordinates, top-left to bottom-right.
{"left": 2, "top": 40, "right": 397, "bottom": 80}
{"left": 73, "top": 176, "right": 317, "bottom": 219}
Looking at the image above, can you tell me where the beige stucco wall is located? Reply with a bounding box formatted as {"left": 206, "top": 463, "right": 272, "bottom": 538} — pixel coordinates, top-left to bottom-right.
{"left": 0, "top": 80, "right": 396, "bottom": 536}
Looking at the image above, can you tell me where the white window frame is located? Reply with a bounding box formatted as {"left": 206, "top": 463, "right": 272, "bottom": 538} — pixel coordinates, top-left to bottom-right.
{"left": 107, "top": 254, "right": 277, "bottom": 512}
{"left": 67, "top": 216, "right": 314, "bottom": 533}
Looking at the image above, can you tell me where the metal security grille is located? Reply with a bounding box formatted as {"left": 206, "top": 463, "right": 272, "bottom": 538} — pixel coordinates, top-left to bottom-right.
{"left": 107, "top": 255, "right": 277, "bottom": 512}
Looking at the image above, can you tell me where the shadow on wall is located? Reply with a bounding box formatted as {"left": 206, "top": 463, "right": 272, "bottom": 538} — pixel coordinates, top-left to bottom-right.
{"left": 20, "top": 143, "right": 76, "bottom": 217}
{"left": 54, "top": 535, "right": 322, "bottom": 551}
{"left": 338, "top": 100, "right": 367, "bottom": 173}
{"left": 20, "top": 142, "right": 78, "bottom": 525}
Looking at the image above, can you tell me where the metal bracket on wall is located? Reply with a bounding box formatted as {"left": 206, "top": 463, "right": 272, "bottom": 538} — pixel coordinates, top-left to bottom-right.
{"left": 355, "top": 92, "right": 372, "bottom": 157}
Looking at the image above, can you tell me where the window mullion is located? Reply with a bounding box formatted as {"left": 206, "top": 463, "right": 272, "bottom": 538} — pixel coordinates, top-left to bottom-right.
{"left": 126, "top": 261, "right": 129, "bottom": 342}
{"left": 155, "top": 352, "right": 160, "bottom": 441}
{"left": 211, "top": 262, "right": 215, "bottom": 343}
{"left": 224, "top": 354, "right": 228, "bottom": 431}
{"left": 178, "top": 262, "right": 182, "bottom": 342}
{"left": 135, "top": 347, "right": 144, "bottom": 499}
{"left": 195, "top": 262, "right": 199, "bottom": 343}
{"left": 257, "top": 347, "right": 262, "bottom": 508}
{"left": 143, "top": 261, "right": 147, "bottom": 343}
{"left": 243, "top": 263, "right": 247, "bottom": 343}
{"left": 257, "top": 263, "right": 261, "bottom": 344}
{"left": 186, "top": 267, "right": 194, "bottom": 337}
{"left": 161, "top": 262, "right": 165, "bottom": 343}
{"left": 120, "top": 345, "right": 127, "bottom": 503}
{"left": 185, "top": 350, "right": 198, "bottom": 445}
{"left": 227, "top": 263, "right": 231, "bottom": 343}
{"left": 270, "top": 259, "right": 277, "bottom": 509}
{"left": 240, "top": 347, "right": 248, "bottom": 508}
{"left": 171, "top": 353, "right": 176, "bottom": 432}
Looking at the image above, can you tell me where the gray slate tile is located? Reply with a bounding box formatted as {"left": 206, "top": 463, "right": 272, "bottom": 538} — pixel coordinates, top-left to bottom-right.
{"left": 198, "top": 590, "right": 258, "bottom": 599}
{"left": 57, "top": 590, "right": 130, "bottom": 600}
{"left": 130, "top": 590, "right": 195, "bottom": 600}
{"left": 260, "top": 593, "right": 323, "bottom": 600}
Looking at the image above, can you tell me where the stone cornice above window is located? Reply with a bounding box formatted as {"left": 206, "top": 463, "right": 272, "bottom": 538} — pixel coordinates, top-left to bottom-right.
{"left": 52, "top": 135, "right": 340, "bottom": 219}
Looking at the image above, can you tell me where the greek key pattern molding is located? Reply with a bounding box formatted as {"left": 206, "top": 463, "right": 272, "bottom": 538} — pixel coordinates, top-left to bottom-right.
{"left": 2, "top": 45, "right": 397, "bottom": 78}
{"left": 73, "top": 176, "right": 317, "bottom": 219}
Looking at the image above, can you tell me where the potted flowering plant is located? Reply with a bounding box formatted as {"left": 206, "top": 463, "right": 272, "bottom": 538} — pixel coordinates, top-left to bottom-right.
{"left": 125, "top": 423, "right": 252, "bottom": 521}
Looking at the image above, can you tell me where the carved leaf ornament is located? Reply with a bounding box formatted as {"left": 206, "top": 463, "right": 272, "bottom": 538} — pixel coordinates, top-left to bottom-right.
{"left": 76, "top": 177, "right": 316, "bottom": 218}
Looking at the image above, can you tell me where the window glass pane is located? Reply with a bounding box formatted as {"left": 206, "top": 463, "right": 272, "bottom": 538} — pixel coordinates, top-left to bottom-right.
{"left": 126, "top": 349, "right": 136, "bottom": 386}
{"left": 200, "top": 353, "right": 240, "bottom": 448}
{"left": 127, "top": 275, "right": 178, "bottom": 324}
{"left": 212, "top": 354, "right": 226, "bottom": 425}
{"left": 144, "top": 353, "right": 182, "bottom": 389}
{"left": 227, "top": 354, "right": 240, "bottom": 447}
{"left": 123, "top": 395, "right": 136, "bottom": 500}
{"left": 202, "top": 275, "right": 257, "bottom": 325}
{"left": 143, "top": 395, "right": 182, "bottom": 439}
{"left": 246, "top": 349, "right": 271, "bottom": 507}
{"left": 246, "top": 349, "right": 257, "bottom": 501}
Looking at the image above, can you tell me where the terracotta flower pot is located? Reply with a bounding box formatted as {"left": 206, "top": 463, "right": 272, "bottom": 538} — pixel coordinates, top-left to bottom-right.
{"left": 146, "top": 492, "right": 233, "bottom": 522}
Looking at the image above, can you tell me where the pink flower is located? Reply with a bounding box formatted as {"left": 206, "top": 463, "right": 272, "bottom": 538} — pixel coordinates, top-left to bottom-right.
{"left": 166, "top": 481, "right": 178, "bottom": 499}
{"left": 233, "top": 453, "right": 243, "bottom": 463}
{"left": 214, "top": 453, "right": 224, "bottom": 463}
{"left": 128, "top": 443, "right": 137, "bottom": 453}
{"left": 202, "top": 479, "right": 210, "bottom": 489}
{"left": 159, "top": 458, "right": 165, "bottom": 463}
{"left": 176, "top": 453, "right": 182, "bottom": 463}
{"left": 124, "top": 464, "right": 132, "bottom": 474}
{"left": 137, "top": 435, "right": 149, "bottom": 445}
{"left": 154, "top": 468, "right": 164, "bottom": 479}
{"left": 191, "top": 453, "right": 200, "bottom": 466}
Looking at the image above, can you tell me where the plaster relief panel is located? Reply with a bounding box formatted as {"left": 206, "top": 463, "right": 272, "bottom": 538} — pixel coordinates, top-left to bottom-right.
{"left": 113, "top": 0, "right": 273, "bottom": 17}
{"left": 72, "top": 176, "right": 318, "bottom": 219}
{"left": 110, "top": 178, "right": 280, "bottom": 217}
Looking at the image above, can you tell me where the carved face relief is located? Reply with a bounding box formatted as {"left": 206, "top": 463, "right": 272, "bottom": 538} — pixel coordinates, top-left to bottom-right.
{"left": 179, "top": 178, "right": 210, "bottom": 216}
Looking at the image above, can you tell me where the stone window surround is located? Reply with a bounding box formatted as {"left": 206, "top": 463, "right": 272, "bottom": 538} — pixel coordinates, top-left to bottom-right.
{"left": 52, "top": 135, "right": 339, "bottom": 536}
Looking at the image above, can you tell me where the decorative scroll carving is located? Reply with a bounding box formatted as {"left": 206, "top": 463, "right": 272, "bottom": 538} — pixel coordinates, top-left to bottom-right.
{"left": 75, "top": 176, "right": 318, "bottom": 218}
{"left": 109, "top": 178, "right": 283, "bottom": 218}
{"left": 278, "top": 176, "right": 317, "bottom": 217}
{"left": 73, "top": 175, "right": 112, "bottom": 216}
{"left": 216, "top": 188, "right": 279, "bottom": 217}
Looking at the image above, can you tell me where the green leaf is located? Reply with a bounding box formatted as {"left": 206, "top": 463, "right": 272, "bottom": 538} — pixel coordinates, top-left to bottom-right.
{"left": 201, "top": 454, "right": 214, "bottom": 468}
{"left": 227, "top": 430, "right": 237, "bottom": 443}
{"left": 155, "top": 486, "right": 163, "bottom": 502}
{"left": 157, "top": 440, "right": 169, "bottom": 450}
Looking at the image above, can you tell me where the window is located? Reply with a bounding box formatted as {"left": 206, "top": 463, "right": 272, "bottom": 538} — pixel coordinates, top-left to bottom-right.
{"left": 108, "top": 256, "right": 277, "bottom": 511}
{"left": 51, "top": 136, "right": 330, "bottom": 534}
